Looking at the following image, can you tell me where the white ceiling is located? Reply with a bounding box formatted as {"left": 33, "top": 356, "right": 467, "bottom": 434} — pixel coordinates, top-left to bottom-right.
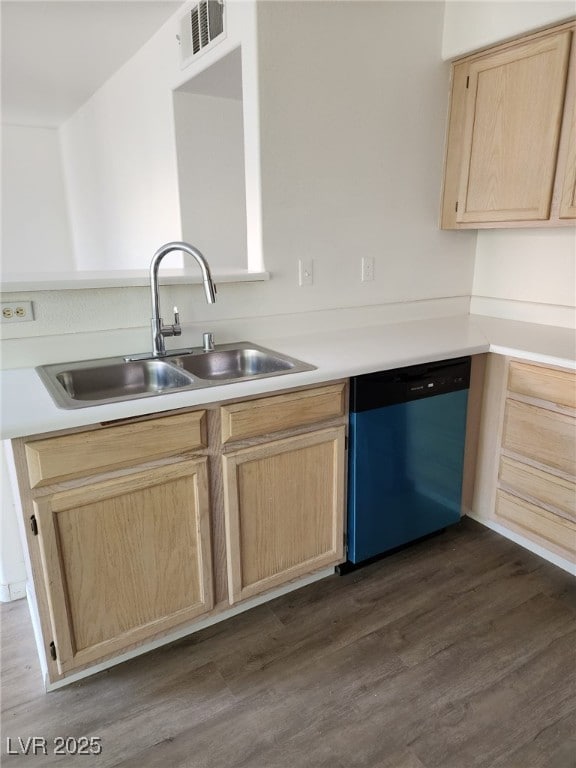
{"left": 1, "top": 0, "right": 185, "bottom": 127}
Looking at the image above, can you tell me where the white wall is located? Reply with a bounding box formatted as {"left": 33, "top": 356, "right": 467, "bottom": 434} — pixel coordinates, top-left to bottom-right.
{"left": 443, "top": 1, "right": 576, "bottom": 328}
{"left": 1, "top": 125, "right": 75, "bottom": 274}
{"left": 471, "top": 230, "right": 576, "bottom": 327}
{"left": 442, "top": 0, "right": 575, "bottom": 59}
{"left": 255, "top": 0, "right": 476, "bottom": 313}
{"left": 59, "top": 19, "right": 184, "bottom": 270}
{"left": 174, "top": 91, "right": 247, "bottom": 270}
{"left": 59, "top": 0, "right": 260, "bottom": 272}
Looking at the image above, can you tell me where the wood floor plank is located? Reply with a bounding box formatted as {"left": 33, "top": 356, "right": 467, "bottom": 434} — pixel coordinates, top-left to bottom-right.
{"left": 410, "top": 630, "right": 576, "bottom": 768}
{"left": 488, "top": 709, "right": 576, "bottom": 768}
{"left": 2, "top": 660, "right": 236, "bottom": 768}
{"left": 108, "top": 687, "right": 351, "bottom": 768}
{"left": 375, "top": 559, "right": 569, "bottom": 667}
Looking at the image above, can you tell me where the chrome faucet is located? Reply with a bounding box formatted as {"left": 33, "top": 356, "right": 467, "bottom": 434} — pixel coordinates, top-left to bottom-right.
{"left": 150, "top": 241, "right": 216, "bottom": 357}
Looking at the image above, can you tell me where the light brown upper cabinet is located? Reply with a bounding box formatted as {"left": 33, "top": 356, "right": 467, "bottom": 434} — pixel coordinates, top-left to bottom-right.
{"left": 559, "top": 86, "right": 576, "bottom": 218}
{"left": 441, "top": 21, "right": 576, "bottom": 229}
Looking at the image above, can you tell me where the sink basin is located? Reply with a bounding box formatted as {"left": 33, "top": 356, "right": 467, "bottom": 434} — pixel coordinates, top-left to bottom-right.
{"left": 37, "top": 342, "right": 316, "bottom": 409}
{"left": 173, "top": 347, "right": 295, "bottom": 380}
{"left": 39, "top": 359, "right": 196, "bottom": 409}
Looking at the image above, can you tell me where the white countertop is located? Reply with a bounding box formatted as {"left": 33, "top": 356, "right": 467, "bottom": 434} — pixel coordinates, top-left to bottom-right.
{"left": 1, "top": 314, "right": 574, "bottom": 440}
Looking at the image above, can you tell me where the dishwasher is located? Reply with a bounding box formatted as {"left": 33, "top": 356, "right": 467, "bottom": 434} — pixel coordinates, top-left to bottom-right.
{"left": 346, "top": 356, "right": 471, "bottom": 566}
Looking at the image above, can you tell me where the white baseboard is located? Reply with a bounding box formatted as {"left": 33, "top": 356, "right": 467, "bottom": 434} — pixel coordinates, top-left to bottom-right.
{"left": 0, "top": 579, "right": 27, "bottom": 603}
{"left": 467, "top": 513, "right": 576, "bottom": 576}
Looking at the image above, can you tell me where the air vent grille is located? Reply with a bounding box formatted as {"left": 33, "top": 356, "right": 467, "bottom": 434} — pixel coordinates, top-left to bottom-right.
{"left": 180, "top": 0, "right": 225, "bottom": 64}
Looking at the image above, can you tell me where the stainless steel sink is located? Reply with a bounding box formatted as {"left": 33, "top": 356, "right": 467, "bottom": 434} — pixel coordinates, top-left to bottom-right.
{"left": 172, "top": 347, "right": 295, "bottom": 380}
{"left": 37, "top": 342, "right": 316, "bottom": 409}
{"left": 39, "top": 359, "right": 196, "bottom": 409}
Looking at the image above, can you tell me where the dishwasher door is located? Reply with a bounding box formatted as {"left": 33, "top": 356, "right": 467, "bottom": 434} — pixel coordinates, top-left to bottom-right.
{"left": 347, "top": 358, "right": 470, "bottom": 564}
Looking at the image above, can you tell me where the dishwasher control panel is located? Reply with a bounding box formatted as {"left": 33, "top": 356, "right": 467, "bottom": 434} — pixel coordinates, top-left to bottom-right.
{"left": 350, "top": 356, "right": 471, "bottom": 411}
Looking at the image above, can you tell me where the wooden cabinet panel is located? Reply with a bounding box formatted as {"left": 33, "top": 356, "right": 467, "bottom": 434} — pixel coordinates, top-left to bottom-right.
{"left": 502, "top": 399, "right": 575, "bottom": 475}
{"left": 499, "top": 456, "right": 575, "bottom": 521}
{"left": 508, "top": 361, "right": 576, "bottom": 408}
{"left": 559, "top": 87, "right": 576, "bottom": 218}
{"left": 222, "top": 427, "right": 345, "bottom": 603}
{"left": 457, "top": 32, "right": 571, "bottom": 223}
{"left": 221, "top": 384, "right": 345, "bottom": 443}
{"left": 25, "top": 411, "right": 206, "bottom": 488}
{"left": 440, "top": 62, "right": 470, "bottom": 229}
{"left": 496, "top": 489, "right": 576, "bottom": 557}
{"left": 441, "top": 22, "right": 576, "bottom": 229}
{"left": 497, "top": 362, "right": 575, "bottom": 562}
{"left": 473, "top": 356, "right": 575, "bottom": 564}
{"left": 34, "top": 459, "right": 213, "bottom": 673}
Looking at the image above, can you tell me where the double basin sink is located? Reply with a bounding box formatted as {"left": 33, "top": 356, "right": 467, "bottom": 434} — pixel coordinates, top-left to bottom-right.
{"left": 37, "top": 342, "right": 316, "bottom": 410}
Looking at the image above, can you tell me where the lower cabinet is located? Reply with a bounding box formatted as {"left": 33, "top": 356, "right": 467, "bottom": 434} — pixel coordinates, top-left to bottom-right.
{"left": 496, "top": 362, "right": 575, "bottom": 559}
{"left": 222, "top": 427, "right": 346, "bottom": 604}
{"left": 12, "top": 383, "right": 348, "bottom": 686}
{"left": 474, "top": 357, "right": 575, "bottom": 563}
{"left": 33, "top": 458, "right": 213, "bottom": 674}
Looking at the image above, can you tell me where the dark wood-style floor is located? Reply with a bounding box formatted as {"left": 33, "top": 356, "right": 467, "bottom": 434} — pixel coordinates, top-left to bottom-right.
{"left": 2, "top": 518, "right": 575, "bottom": 768}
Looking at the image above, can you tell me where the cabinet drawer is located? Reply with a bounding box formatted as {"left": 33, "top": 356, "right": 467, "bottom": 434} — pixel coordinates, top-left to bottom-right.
{"left": 221, "top": 384, "right": 346, "bottom": 443}
{"left": 496, "top": 489, "right": 576, "bottom": 557}
{"left": 502, "top": 399, "right": 575, "bottom": 476}
{"left": 508, "top": 362, "right": 575, "bottom": 409}
{"left": 25, "top": 411, "right": 206, "bottom": 488}
{"left": 499, "top": 456, "right": 575, "bottom": 521}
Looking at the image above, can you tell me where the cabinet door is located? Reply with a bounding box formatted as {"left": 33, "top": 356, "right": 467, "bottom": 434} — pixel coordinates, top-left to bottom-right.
{"left": 34, "top": 458, "right": 213, "bottom": 674}
{"left": 456, "top": 31, "right": 571, "bottom": 223}
{"left": 559, "top": 91, "right": 576, "bottom": 218}
{"left": 222, "top": 427, "right": 345, "bottom": 604}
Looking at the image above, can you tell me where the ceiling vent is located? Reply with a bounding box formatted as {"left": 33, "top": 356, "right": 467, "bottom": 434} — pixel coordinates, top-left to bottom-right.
{"left": 179, "top": 1, "right": 225, "bottom": 67}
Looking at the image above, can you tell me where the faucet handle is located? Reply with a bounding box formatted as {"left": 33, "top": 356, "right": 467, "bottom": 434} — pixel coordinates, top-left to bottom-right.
{"left": 172, "top": 306, "right": 182, "bottom": 337}
{"left": 159, "top": 306, "right": 182, "bottom": 338}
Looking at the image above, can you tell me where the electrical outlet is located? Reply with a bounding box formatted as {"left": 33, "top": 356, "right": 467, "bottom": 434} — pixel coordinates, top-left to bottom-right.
{"left": 1, "top": 301, "right": 35, "bottom": 323}
{"left": 361, "top": 256, "right": 375, "bottom": 282}
{"left": 298, "top": 258, "right": 314, "bottom": 286}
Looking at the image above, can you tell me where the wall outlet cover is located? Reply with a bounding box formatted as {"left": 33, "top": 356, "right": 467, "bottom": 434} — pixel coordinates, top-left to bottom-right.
{"left": 361, "top": 256, "right": 375, "bottom": 282}
{"left": 1, "top": 301, "right": 35, "bottom": 323}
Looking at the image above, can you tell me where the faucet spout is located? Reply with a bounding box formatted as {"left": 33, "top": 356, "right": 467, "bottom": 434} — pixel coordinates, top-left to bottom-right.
{"left": 150, "top": 241, "right": 216, "bottom": 357}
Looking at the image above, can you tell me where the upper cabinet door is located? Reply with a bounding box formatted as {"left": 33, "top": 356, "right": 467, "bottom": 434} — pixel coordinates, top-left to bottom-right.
{"left": 559, "top": 89, "right": 576, "bottom": 218}
{"left": 457, "top": 31, "right": 571, "bottom": 224}
{"left": 441, "top": 23, "right": 576, "bottom": 229}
